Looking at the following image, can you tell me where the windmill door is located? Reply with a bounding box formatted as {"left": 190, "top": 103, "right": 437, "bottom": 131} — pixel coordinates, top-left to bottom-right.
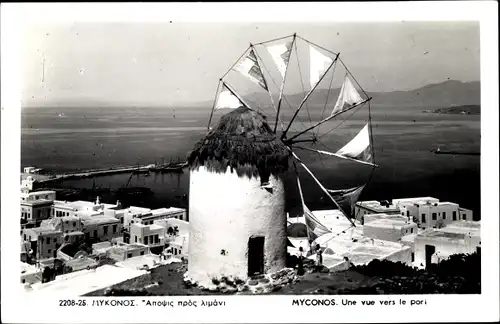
{"left": 248, "top": 236, "right": 265, "bottom": 276}
{"left": 425, "top": 244, "right": 436, "bottom": 269}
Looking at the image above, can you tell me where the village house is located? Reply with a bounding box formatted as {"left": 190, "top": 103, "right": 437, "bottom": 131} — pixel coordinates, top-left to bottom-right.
{"left": 413, "top": 220, "right": 480, "bottom": 269}
{"left": 21, "top": 190, "right": 56, "bottom": 228}
{"left": 394, "top": 197, "right": 473, "bottom": 229}
{"left": 21, "top": 189, "right": 56, "bottom": 202}
{"left": 362, "top": 215, "right": 419, "bottom": 242}
{"left": 121, "top": 206, "right": 187, "bottom": 228}
{"left": 153, "top": 218, "right": 189, "bottom": 256}
{"left": 92, "top": 241, "right": 150, "bottom": 262}
{"left": 22, "top": 227, "right": 63, "bottom": 260}
{"left": 129, "top": 222, "right": 165, "bottom": 253}
{"left": 135, "top": 207, "right": 187, "bottom": 224}
{"left": 53, "top": 197, "right": 118, "bottom": 218}
{"left": 81, "top": 215, "right": 122, "bottom": 242}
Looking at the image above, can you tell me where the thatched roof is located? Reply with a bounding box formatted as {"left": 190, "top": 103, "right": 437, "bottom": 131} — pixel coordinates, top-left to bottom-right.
{"left": 187, "top": 107, "right": 290, "bottom": 179}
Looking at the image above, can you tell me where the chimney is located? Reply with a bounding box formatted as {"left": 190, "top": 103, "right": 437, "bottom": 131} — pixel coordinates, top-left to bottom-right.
{"left": 96, "top": 196, "right": 100, "bottom": 205}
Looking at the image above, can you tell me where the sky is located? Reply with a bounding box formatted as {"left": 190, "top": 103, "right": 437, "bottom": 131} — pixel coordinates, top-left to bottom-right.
{"left": 22, "top": 21, "right": 480, "bottom": 108}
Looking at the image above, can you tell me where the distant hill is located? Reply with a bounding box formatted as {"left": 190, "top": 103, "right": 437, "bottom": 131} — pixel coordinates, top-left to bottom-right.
{"left": 369, "top": 80, "right": 480, "bottom": 108}
{"left": 220, "top": 80, "right": 481, "bottom": 111}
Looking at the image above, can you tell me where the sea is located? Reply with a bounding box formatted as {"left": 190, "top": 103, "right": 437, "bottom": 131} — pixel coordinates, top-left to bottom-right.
{"left": 21, "top": 106, "right": 481, "bottom": 220}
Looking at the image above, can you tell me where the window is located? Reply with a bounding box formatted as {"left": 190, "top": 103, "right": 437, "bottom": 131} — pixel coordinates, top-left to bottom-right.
{"left": 24, "top": 234, "right": 27, "bottom": 240}
{"left": 462, "top": 214, "right": 466, "bottom": 220}
{"left": 411, "top": 253, "right": 415, "bottom": 262}
{"left": 93, "top": 230, "right": 97, "bottom": 237}
{"left": 421, "top": 214, "right": 426, "bottom": 223}
{"left": 144, "top": 236, "right": 149, "bottom": 245}
{"left": 140, "top": 251, "right": 145, "bottom": 256}
{"left": 410, "top": 228, "right": 414, "bottom": 234}
{"left": 112, "top": 225, "right": 117, "bottom": 233}
{"left": 65, "top": 236, "right": 69, "bottom": 242}
{"left": 73, "top": 222, "right": 76, "bottom": 227}
{"left": 103, "top": 226, "right": 108, "bottom": 235}
{"left": 48, "top": 249, "right": 51, "bottom": 254}
{"left": 155, "top": 235, "right": 159, "bottom": 244}
{"left": 443, "top": 212, "right": 446, "bottom": 219}
{"left": 46, "top": 237, "right": 50, "bottom": 244}
{"left": 53, "top": 238, "right": 57, "bottom": 244}
{"left": 135, "top": 236, "right": 137, "bottom": 243}
{"left": 29, "top": 236, "right": 31, "bottom": 241}
{"left": 406, "top": 211, "right": 410, "bottom": 217}
{"left": 127, "top": 253, "right": 133, "bottom": 258}
{"left": 453, "top": 211, "right": 457, "bottom": 220}
{"left": 432, "top": 213, "right": 437, "bottom": 220}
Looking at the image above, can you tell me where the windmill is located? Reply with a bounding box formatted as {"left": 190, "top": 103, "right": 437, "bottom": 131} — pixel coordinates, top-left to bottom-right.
{"left": 206, "top": 33, "right": 377, "bottom": 245}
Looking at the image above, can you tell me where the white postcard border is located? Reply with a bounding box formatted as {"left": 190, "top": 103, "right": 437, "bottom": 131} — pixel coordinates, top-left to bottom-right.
{"left": 1, "top": 2, "right": 498, "bottom": 323}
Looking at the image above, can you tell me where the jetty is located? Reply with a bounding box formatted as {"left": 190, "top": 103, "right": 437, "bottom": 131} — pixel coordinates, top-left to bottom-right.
{"left": 22, "top": 162, "right": 188, "bottom": 185}
{"left": 431, "top": 149, "right": 480, "bottom": 156}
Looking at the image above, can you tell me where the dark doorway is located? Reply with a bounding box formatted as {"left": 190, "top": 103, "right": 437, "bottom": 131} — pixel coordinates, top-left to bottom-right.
{"left": 248, "top": 236, "right": 265, "bottom": 276}
{"left": 425, "top": 244, "right": 436, "bottom": 269}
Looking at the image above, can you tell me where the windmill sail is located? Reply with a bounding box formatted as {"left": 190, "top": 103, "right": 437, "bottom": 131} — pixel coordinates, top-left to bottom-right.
{"left": 328, "top": 185, "right": 365, "bottom": 218}
{"left": 233, "top": 49, "right": 268, "bottom": 90}
{"left": 295, "top": 164, "right": 332, "bottom": 241}
{"left": 266, "top": 41, "right": 293, "bottom": 79}
{"left": 215, "top": 84, "right": 243, "bottom": 110}
{"left": 309, "top": 45, "right": 333, "bottom": 88}
{"left": 336, "top": 123, "right": 373, "bottom": 164}
{"left": 303, "top": 204, "right": 331, "bottom": 242}
{"left": 332, "top": 75, "right": 364, "bottom": 115}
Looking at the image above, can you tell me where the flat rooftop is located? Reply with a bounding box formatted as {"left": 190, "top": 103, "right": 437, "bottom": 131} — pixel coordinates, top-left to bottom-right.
{"left": 64, "top": 257, "right": 98, "bottom": 270}
{"left": 364, "top": 213, "right": 409, "bottom": 222}
{"left": 22, "top": 190, "right": 56, "bottom": 196}
{"left": 108, "top": 243, "right": 147, "bottom": 252}
{"left": 30, "top": 228, "right": 61, "bottom": 235}
{"left": 364, "top": 218, "right": 415, "bottom": 229}
{"left": 447, "top": 220, "right": 480, "bottom": 229}
{"left": 151, "top": 207, "right": 185, "bottom": 215}
{"left": 418, "top": 221, "right": 480, "bottom": 241}
{"left": 21, "top": 199, "right": 54, "bottom": 206}
{"left": 127, "top": 206, "right": 151, "bottom": 214}
{"left": 392, "top": 197, "right": 439, "bottom": 203}
{"left": 356, "top": 200, "right": 400, "bottom": 213}
{"left": 81, "top": 215, "right": 120, "bottom": 226}
{"left": 54, "top": 200, "right": 118, "bottom": 211}
{"left": 436, "top": 202, "right": 459, "bottom": 206}
{"left": 21, "top": 173, "right": 51, "bottom": 182}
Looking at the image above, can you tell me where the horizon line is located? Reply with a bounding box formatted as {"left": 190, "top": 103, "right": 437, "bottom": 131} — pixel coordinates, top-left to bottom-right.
{"left": 22, "top": 78, "right": 480, "bottom": 109}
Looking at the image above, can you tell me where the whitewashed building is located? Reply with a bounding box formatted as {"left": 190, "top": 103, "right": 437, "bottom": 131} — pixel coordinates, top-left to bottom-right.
{"left": 186, "top": 107, "right": 290, "bottom": 286}
{"left": 413, "top": 220, "right": 481, "bottom": 269}
{"left": 81, "top": 215, "right": 122, "bottom": 242}
{"left": 53, "top": 197, "right": 118, "bottom": 218}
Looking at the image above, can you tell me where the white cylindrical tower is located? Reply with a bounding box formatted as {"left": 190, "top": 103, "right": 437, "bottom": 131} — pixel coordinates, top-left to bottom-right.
{"left": 186, "top": 107, "right": 290, "bottom": 286}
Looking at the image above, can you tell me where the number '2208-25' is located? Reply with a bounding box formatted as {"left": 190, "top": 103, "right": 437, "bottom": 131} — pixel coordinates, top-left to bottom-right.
{"left": 59, "top": 300, "right": 87, "bottom": 307}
